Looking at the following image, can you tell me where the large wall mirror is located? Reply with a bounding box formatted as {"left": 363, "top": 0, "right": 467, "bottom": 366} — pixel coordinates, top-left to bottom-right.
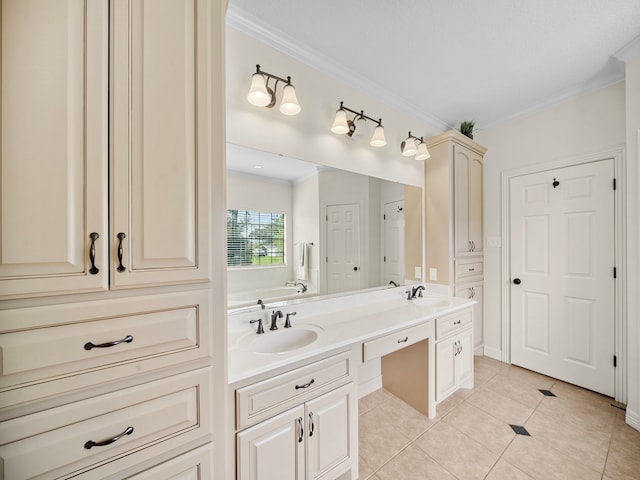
{"left": 227, "top": 143, "right": 423, "bottom": 310}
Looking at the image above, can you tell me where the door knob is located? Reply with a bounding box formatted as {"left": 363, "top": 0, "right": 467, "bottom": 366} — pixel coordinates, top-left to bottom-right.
{"left": 353, "top": 266, "right": 359, "bottom": 271}
{"left": 513, "top": 278, "right": 522, "bottom": 285}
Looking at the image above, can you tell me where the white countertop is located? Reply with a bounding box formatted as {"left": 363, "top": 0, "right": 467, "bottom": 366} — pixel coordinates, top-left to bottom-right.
{"left": 228, "top": 287, "right": 475, "bottom": 385}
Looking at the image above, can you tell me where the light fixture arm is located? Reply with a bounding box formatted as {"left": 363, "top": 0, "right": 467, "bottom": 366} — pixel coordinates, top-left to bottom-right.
{"left": 255, "top": 64, "right": 293, "bottom": 86}
{"left": 405, "top": 131, "right": 424, "bottom": 144}
{"left": 338, "top": 101, "right": 383, "bottom": 126}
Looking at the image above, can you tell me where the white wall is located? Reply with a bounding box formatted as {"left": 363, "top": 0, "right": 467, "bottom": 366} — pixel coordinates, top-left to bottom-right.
{"left": 226, "top": 27, "right": 428, "bottom": 188}
{"left": 226, "top": 171, "right": 293, "bottom": 293}
{"left": 293, "top": 173, "right": 320, "bottom": 290}
{"left": 624, "top": 55, "right": 640, "bottom": 429}
{"left": 475, "top": 81, "right": 626, "bottom": 360}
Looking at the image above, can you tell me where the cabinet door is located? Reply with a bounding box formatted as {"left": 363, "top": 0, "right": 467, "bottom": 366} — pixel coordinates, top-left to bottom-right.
{"left": 456, "top": 329, "right": 474, "bottom": 387}
{"left": 454, "top": 146, "right": 483, "bottom": 256}
{"left": 237, "top": 406, "right": 305, "bottom": 480}
{"left": 468, "top": 154, "right": 483, "bottom": 254}
{"left": 454, "top": 282, "right": 483, "bottom": 349}
{"left": 0, "top": 0, "right": 108, "bottom": 299}
{"left": 436, "top": 339, "right": 457, "bottom": 402}
{"left": 305, "top": 383, "right": 354, "bottom": 480}
{"left": 111, "top": 0, "right": 211, "bottom": 288}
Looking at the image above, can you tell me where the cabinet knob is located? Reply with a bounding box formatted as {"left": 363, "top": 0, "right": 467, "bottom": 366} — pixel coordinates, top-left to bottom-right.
{"left": 513, "top": 278, "right": 522, "bottom": 285}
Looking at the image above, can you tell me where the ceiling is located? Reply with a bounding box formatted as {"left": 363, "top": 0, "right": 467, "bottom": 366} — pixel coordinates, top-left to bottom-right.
{"left": 226, "top": 0, "right": 640, "bottom": 131}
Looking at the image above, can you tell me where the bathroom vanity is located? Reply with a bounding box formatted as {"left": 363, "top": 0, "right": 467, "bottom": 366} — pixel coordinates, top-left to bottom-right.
{"left": 228, "top": 287, "right": 474, "bottom": 480}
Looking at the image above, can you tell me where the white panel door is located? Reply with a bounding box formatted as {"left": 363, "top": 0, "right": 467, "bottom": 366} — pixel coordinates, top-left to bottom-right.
{"left": 510, "top": 159, "right": 615, "bottom": 396}
{"left": 326, "top": 204, "right": 361, "bottom": 294}
{"left": 383, "top": 200, "right": 405, "bottom": 286}
{"left": 306, "top": 384, "right": 353, "bottom": 480}
{"left": 0, "top": 0, "right": 108, "bottom": 298}
{"left": 237, "top": 406, "right": 305, "bottom": 480}
{"left": 111, "top": 0, "right": 211, "bottom": 288}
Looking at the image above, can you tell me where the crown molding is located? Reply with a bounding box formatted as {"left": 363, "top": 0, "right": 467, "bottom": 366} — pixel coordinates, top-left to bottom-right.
{"left": 614, "top": 34, "right": 640, "bottom": 62}
{"left": 226, "top": 5, "right": 451, "bottom": 133}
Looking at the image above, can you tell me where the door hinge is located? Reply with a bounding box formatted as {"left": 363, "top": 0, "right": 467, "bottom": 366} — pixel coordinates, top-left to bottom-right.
{"left": 383, "top": 256, "right": 386, "bottom": 262}
{"left": 614, "top": 355, "right": 617, "bottom": 367}
{"left": 613, "top": 178, "right": 617, "bottom": 190}
{"left": 614, "top": 267, "right": 617, "bottom": 279}
{"left": 383, "top": 214, "right": 386, "bottom": 220}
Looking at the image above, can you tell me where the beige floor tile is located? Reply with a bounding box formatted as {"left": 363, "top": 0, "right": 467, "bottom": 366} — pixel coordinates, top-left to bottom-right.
{"left": 443, "top": 401, "right": 516, "bottom": 455}
{"left": 434, "top": 388, "right": 469, "bottom": 418}
{"left": 415, "top": 420, "right": 498, "bottom": 480}
{"left": 375, "top": 444, "right": 456, "bottom": 480}
{"left": 465, "top": 386, "right": 534, "bottom": 425}
{"left": 534, "top": 393, "right": 617, "bottom": 432}
{"left": 359, "top": 388, "right": 393, "bottom": 414}
{"left": 483, "top": 372, "right": 546, "bottom": 408}
{"left": 502, "top": 435, "right": 601, "bottom": 480}
{"left": 376, "top": 392, "right": 438, "bottom": 440}
{"left": 501, "top": 365, "right": 555, "bottom": 389}
{"left": 524, "top": 409, "right": 611, "bottom": 473}
{"left": 485, "top": 458, "right": 534, "bottom": 480}
{"left": 551, "top": 379, "right": 614, "bottom": 407}
{"left": 604, "top": 421, "right": 640, "bottom": 479}
{"left": 359, "top": 455, "right": 374, "bottom": 479}
{"left": 358, "top": 405, "right": 411, "bottom": 471}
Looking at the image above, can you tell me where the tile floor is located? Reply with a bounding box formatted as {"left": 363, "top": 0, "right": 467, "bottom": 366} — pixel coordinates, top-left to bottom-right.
{"left": 358, "top": 356, "right": 639, "bottom": 480}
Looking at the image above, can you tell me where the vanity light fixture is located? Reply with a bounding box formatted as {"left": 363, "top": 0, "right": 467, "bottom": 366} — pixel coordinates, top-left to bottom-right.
{"left": 247, "top": 64, "right": 301, "bottom": 115}
{"left": 401, "top": 132, "right": 430, "bottom": 160}
{"left": 331, "top": 101, "right": 386, "bottom": 147}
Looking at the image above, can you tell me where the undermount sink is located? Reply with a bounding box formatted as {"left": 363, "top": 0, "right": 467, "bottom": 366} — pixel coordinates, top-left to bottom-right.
{"left": 249, "top": 326, "right": 321, "bottom": 354}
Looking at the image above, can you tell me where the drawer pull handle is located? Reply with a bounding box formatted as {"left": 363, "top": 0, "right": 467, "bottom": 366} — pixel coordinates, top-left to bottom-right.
{"left": 89, "top": 232, "right": 100, "bottom": 275}
{"left": 298, "top": 417, "right": 304, "bottom": 443}
{"left": 453, "top": 320, "right": 461, "bottom": 325}
{"left": 84, "top": 335, "right": 133, "bottom": 351}
{"left": 397, "top": 336, "right": 409, "bottom": 344}
{"left": 468, "top": 268, "right": 475, "bottom": 272}
{"left": 295, "top": 378, "right": 315, "bottom": 390}
{"left": 309, "top": 412, "right": 315, "bottom": 437}
{"left": 84, "top": 426, "right": 134, "bottom": 449}
{"left": 116, "top": 232, "right": 126, "bottom": 272}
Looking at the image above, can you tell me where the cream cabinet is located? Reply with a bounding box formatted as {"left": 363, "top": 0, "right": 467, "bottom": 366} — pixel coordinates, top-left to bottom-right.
{"left": 235, "top": 352, "right": 357, "bottom": 480}
{"left": 0, "top": 0, "right": 211, "bottom": 300}
{"left": 425, "top": 130, "right": 486, "bottom": 353}
{"left": 238, "top": 383, "right": 355, "bottom": 480}
{"left": 435, "top": 309, "right": 474, "bottom": 403}
{"left": 0, "top": 0, "right": 225, "bottom": 478}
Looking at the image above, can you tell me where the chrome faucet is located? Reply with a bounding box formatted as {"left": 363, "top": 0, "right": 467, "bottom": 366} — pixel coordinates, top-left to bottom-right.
{"left": 388, "top": 280, "right": 399, "bottom": 287}
{"left": 284, "top": 311, "right": 296, "bottom": 328}
{"left": 270, "top": 310, "right": 283, "bottom": 330}
{"left": 295, "top": 281, "right": 307, "bottom": 293}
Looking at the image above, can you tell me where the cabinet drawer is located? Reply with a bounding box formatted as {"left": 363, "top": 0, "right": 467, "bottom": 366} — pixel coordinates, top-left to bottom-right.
{"left": 0, "top": 367, "right": 212, "bottom": 480}
{"left": 120, "top": 444, "right": 214, "bottom": 480}
{"left": 455, "top": 259, "right": 483, "bottom": 283}
{"left": 363, "top": 321, "right": 433, "bottom": 362}
{"left": 0, "top": 290, "right": 212, "bottom": 392}
{"left": 236, "top": 351, "right": 352, "bottom": 429}
{"left": 436, "top": 309, "right": 472, "bottom": 340}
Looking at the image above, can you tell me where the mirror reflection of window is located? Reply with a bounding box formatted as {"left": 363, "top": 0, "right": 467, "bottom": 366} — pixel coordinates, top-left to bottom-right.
{"left": 226, "top": 209, "right": 285, "bottom": 267}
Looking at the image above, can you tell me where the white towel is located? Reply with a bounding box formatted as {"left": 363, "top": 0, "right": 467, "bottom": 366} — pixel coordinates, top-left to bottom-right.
{"left": 295, "top": 243, "right": 309, "bottom": 281}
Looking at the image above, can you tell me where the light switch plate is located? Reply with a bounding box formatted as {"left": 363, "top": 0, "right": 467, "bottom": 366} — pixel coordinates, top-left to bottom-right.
{"left": 486, "top": 236, "right": 502, "bottom": 248}
{"left": 414, "top": 267, "right": 422, "bottom": 279}
{"left": 429, "top": 268, "right": 437, "bottom": 281}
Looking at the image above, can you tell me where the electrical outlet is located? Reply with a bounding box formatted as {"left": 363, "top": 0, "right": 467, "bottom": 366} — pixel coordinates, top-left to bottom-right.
{"left": 486, "top": 236, "right": 502, "bottom": 248}
{"left": 429, "top": 268, "right": 437, "bottom": 281}
{"left": 414, "top": 267, "right": 422, "bottom": 279}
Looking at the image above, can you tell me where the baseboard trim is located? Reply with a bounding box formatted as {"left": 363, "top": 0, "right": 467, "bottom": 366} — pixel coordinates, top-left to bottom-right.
{"left": 626, "top": 408, "right": 640, "bottom": 432}
{"left": 474, "top": 345, "right": 484, "bottom": 356}
{"left": 483, "top": 346, "right": 503, "bottom": 362}
{"left": 358, "top": 375, "right": 382, "bottom": 398}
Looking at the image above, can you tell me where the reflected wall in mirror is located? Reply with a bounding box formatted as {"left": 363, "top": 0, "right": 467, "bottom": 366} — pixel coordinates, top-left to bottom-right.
{"left": 227, "top": 143, "right": 423, "bottom": 309}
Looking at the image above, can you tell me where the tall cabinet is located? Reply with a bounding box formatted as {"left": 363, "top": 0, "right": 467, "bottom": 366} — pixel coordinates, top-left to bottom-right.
{"left": 0, "top": 1, "right": 227, "bottom": 478}
{"left": 425, "top": 130, "right": 486, "bottom": 353}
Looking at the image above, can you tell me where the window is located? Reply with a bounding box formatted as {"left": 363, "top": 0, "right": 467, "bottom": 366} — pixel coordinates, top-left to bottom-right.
{"left": 227, "top": 209, "right": 285, "bottom": 267}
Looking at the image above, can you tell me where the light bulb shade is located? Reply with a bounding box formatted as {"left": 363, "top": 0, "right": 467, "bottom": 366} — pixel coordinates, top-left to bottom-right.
{"left": 331, "top": 108, "right": 349, "bottom": 134}
{"left": 414, "top": 141, "right": 430, "bottom": 160}
{"left": 247, "top": 73, "right": 271, "bottom": 107}
{"left": 370, "top": 124, "right": 387, "bottom": 147}
{"left": 279, "top": 84, "right": 301, "bottom": 115}
{"left": 350, "top": 116, "right": 367, "bottom": 139}
{"left": 402, "top": 137, "right": 418, "bottom": 156}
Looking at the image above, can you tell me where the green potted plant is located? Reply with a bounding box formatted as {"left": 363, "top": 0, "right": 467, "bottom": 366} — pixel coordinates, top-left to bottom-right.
{"left": 459, "top": 120, "right": 475, "bottom": 140}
